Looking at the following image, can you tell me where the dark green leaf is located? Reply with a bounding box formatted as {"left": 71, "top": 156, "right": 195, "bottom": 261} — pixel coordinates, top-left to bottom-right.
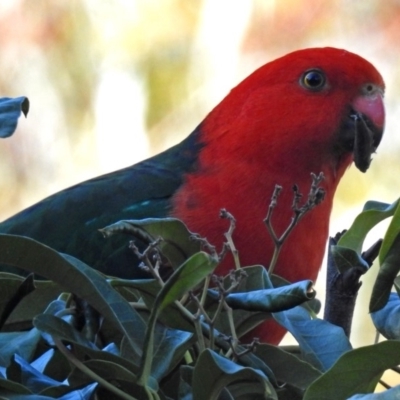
{"left": 370, "top": 233, "right": 400, "bottom": 312}
{"left": 151, "top": 325, "right": 194, "bottom": 381}
{"left": 158, "top": 251, "right": 217, "bottom": 311}
{"left": 338, "top": 200, "right": 399, "bottom": 253}
{"left": 7, "top": 354, "right": 67, "bottom": 394}
{"left": 0, "top": 275, "right": 63, "bottom": 331}
{"left": 208, "top": 280, "right": 314, "bottom": 312}
{"left": 271, "top": 275, "right": 321, "bottom": 315}
{"left": 100, "top": 218, "right": 201, "bottom": 268}
{"left": 178, "top": 365, "right": 194, "bottom": 400}
{"left": 0, "top": 234, "right": 146, "bottom": 358}
{"left": 33, "top": 314, "right": 99, "bottom": 350}
{"left": 273, "top": 306, "right": 351, "bottom": 371}
{"left": 110, "top": 278, "right": 194, "bottom": 332}
{"left": 330, "top": 246, "right": 370, "bottom": 274}
{"left": 0, "top": 329, "right": 41, "bottom": 368}
{"left": 0, "top": 97, "right": 29, "bottom": 138}
{"left": 191, "top": 349, "right": 276, "bottom": 400}
{"left": 33, "top": 314, "right": 143, "bottom": 383}
{"left": 68, "top": 359, "right": 138, "bottom": 394}
{"left": 348, "top": 385, "right": 400, "bottom": 399}
{"left": 304, "top": 341, "right": 400, "bottom": 400}
{"left": 234, "top": 266, "right": 273, "bottom": 291}
{"left": 57, "top": 383, "right": 97, "bottom": 400}
{"left": 254, "top": 344, "right": 321, "bottom": 391}
{"left": 137, "top": 251, "right": 217, "bottom": 387}
{"left": 0, "top": 274, "right": 35, "bottom": 329}
{"left": 371, "top": 293, "right": 400, "bottom": 339}
{"left": 0, "top": 376, "right": 32, "bottom": 394}
{"left": 0, "top": 383, "right": 97, "bottom": 400}
{"left": 207, "top": 266, "right": 274, "bottom": 338}
{"left": 379, "top": 198, "right": 400, "bottom": 264}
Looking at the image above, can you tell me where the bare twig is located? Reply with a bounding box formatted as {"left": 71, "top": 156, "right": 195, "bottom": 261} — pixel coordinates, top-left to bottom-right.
{"left": 220, "top": 209, "right": 241, "bottom": 270}
{"left": 190, "top": 234, "right": 219, "bottom": 260}
{"left": 224, "top": 335, "right": 259, "bottom": 361}
{"left": 264, "top": 172, "right": 325, "bottom": 275}
{"left": 129, "top": 238, "right": 164, "bottom": 285}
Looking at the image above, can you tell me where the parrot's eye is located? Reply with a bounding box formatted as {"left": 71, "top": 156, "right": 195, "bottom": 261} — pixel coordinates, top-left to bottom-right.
{"left": 301, "top": 70, "right": 326, "bottom": 91}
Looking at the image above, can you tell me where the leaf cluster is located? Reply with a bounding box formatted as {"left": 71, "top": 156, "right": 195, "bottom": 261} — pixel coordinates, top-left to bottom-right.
{"left": 0, "top": 203, "right": 399, "bottom": 399}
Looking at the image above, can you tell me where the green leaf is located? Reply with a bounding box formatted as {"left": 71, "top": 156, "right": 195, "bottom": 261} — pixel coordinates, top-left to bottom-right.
{"left": 33, "top": 314, "right": 99, "bottom": 350}
{"left": 0, "top": 274, "right": 35, "bottom": 329}
{"left": 0, "top": 377, "right": 32, "bottom": 394}
{"left": 109, "top": 273, "right": 199, "bottom": 334}
{"left": 151, "top": 325, "right": 194, "bottom": 381}
{"left": 158, "top": 251, "right": 217, "bottom": 311}
{"left": 207, "top": 266, "right": 274, "bottom": 338}
{"left": 338, "top": 200, "right": 399, "bottom": 253}
{"left": 271, "top": 274, "right": 321, "bottom": 315}
{"left": 273, "top": 307, "right": 351, "bottom": 371}
{"left": 330, "top": 246, "right": 369, "bottom": 274}
{"left": 68, "top": 359, "right": 141, "bottom": 395}
{"left": 178, "top": 365, "right": 194, "bottom": 400}
{"left": 6, "top": 354, "right": 68, "bottom": 395}
{"left": 208, "top": 280, "right": 315, "bottom": 312}
{"left": 192, "top": 349, "right": 276, "bottom": 400}
{"left": 236, "top": 266, "right": 274, "bottom": 291}
{"left": 395, "top": 276, "right": 400, "bottom": 297}
{"left": 254, "top": 344, "right": 321, "bottom": 392}
{"left": 304, "top": 340, "right": 400, "bottom": 400}
{"left": 0, "top": 329, "right": 41, "bottom": 368}
{"left": 0, "top": 96, "right": 29, "bottom": 139}
{"left": 34, "top": 316, "right": 143, "bottom": 389}
{"left": 100, "top": 218, "right": 201, "bottom": 268}
{"left": 380, "top": 199, "right": 400, "bottom": 263}
{"left": 348, "top": 385, "right": 400, "bottom": 399}
{"left": 0, "top": 274, "right": 64, "bottom": 331}
{"left": 371, "top": 293, "right": 400, "bottom": 339}
{"left": 370, "top": 233, "right": 400, "bottom": 312}
{"left": 137, "top": 251, "right": 217, "bottom": 387}
{"left": 0, "top": 234, "right": 146, "bottom": 359}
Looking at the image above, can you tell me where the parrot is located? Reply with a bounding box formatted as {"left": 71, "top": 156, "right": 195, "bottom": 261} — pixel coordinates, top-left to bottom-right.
{"left": 0, "top": 47, "right": 385, "bottom": 344}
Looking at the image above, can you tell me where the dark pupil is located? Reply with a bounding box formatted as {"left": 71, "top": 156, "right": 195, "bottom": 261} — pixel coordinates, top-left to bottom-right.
{"left": 305, "top": 72, "right": 322, "bottom": 87}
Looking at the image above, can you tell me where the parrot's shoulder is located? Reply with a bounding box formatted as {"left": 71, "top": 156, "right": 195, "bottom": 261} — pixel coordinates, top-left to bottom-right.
{"left": 0, "top": 125, "right": 204, "bottom": 254}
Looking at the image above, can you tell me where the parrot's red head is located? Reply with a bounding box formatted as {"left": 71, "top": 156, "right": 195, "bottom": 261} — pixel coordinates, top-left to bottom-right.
{"left": 173, "top": 46, "right": 385, "bottom": 288}
{"left": 200, "top": 47, "right": 385, "bottom": 179}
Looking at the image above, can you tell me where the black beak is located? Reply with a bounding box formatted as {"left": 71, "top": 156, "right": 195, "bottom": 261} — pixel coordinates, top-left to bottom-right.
{"left": 349, "top": 111, "right": 384, "bottom": 173}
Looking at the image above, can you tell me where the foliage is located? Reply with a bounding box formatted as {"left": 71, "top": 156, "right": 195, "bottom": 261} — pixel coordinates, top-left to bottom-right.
{"left": 0, "top": 198, "right": 399, "bottom": 399}
{"left": 1, "top": 103, "right": 400, "bottom": 398}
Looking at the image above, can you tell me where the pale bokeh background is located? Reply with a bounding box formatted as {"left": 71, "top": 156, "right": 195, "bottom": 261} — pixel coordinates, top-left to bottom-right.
{"left": 0, "top": 0, "right": 399, "bottom": 374}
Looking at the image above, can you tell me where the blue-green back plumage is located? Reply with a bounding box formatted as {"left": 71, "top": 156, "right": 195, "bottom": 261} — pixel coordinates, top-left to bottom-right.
{"left": 0, "top": 126, "right": 203, "bottom": 277}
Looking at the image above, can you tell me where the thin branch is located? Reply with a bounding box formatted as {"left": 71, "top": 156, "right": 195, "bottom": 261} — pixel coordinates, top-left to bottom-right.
{"left": 264, "top": 172, "right": 325, "bottom": 275}
{"left": 129, "top": 238, "right": 164, "bottom": 286}
{"left": 190, "top": 234, "right": 219, "bottom": 261}
{"left": 220, "top": 209, "right": 241, "bottom": 270}
{"left": 225, "top": 335, "right": 259, "bottom": 362}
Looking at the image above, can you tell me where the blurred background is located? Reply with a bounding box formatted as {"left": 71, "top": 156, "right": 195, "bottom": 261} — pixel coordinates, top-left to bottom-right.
{"left": 0, "top": 0, "right": 399, "bottom": 365}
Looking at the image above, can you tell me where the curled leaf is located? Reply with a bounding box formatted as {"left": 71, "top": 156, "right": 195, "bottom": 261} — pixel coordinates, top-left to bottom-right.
{"left": 0, "top": 96, "right": 29, "bottom": 138}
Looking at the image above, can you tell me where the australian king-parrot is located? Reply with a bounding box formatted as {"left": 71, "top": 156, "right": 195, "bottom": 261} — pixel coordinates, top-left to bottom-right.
{"left": 0, "top": 47, "right": 385, "bottom": 343}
